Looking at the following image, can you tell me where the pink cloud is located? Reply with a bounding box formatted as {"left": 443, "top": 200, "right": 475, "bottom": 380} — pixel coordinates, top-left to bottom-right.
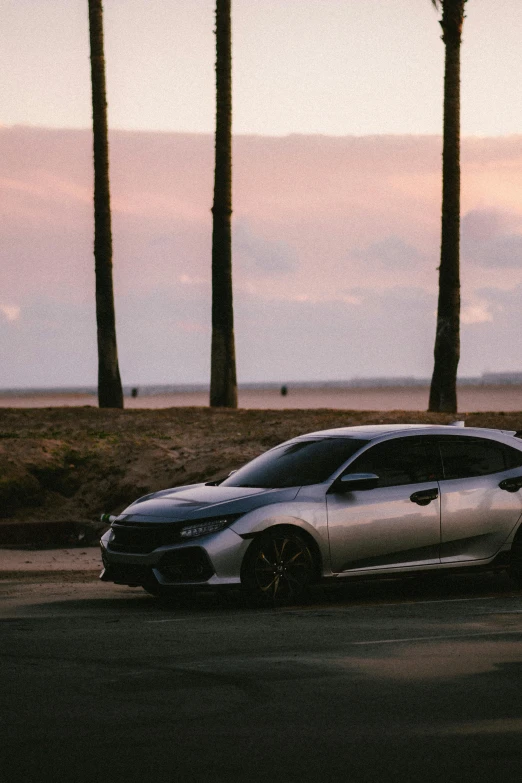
{"left": 3, "top": 127, "right": 522, "bottom": 304}
{"left": 176, "top": 320, "right": 209, "bottom": 334}
{"left": 2, "top": 127, "right": 522, "bottom": 386}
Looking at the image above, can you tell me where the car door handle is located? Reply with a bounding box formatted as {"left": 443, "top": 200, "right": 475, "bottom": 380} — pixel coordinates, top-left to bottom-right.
{"left": 499, "top": 476, "right": 522, "bottom": 493}
{"left": 410, "top": 488, "right": 439, "bottom": 506}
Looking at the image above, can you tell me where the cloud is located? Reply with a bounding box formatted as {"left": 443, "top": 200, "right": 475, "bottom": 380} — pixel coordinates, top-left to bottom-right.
{"left": 353, "top": 235, "right": 426, "bottom": 269}
{"left": 176, "top": 320, "right": 209, "bottom": 334}
{"left": 234, "top": 219, "right": 298, "bottom": 276}
{"left": 256, "top": 289, "right": 362, "bottom": 306}
{"left": 458, "top": 283, "right": 522, "bottom": 375}
{"left": 179, "top": 274, "right": 209, "bottom": 287}
{"left": 0, "top": 304, "right": 20, "bottom": 322}
{"left": 462, "top": 209, "right": 522, "bottom": 268}
{"left": 461, "top": 300, "right": 493, "bottom": 325}
{"left": 234, "top": 286, "right": 437, "bottom": 382}
{"left": 2, "top": 127, "right": 522, "bottom": 385}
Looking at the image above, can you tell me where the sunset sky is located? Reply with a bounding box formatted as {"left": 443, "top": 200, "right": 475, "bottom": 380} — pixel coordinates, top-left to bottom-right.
{"left": 1, "top": 1, "right": 522, "bottom": 388}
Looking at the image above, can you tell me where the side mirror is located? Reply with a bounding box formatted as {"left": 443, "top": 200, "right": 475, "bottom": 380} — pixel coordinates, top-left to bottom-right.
{"left": 329, "top": 472, "right": 380, "bottom": 494}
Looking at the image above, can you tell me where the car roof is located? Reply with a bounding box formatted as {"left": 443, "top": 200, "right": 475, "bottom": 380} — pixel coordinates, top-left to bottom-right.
{"left": 292, "top": 423, "right": 519, "bottom": 441}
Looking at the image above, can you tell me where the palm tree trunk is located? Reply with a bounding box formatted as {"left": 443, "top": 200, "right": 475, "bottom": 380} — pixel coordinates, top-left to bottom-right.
{"left": 210, "top": 0, "right": 238, "bottom": 408}
{"left": 88, "top": 0, "right": 123, "bottom": 409}
{"left": 428, "top": 0, "right": 465, "bottom": 413}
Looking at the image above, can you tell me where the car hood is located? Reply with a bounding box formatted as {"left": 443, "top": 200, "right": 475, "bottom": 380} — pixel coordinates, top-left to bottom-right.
{"left": 121, "top": 483, "right": 300, "bottom": 522}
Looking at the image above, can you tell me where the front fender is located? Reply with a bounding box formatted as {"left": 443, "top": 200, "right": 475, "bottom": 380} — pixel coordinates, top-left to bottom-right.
{"left": 230, "top": 503, "right": 330, "bottom": 575}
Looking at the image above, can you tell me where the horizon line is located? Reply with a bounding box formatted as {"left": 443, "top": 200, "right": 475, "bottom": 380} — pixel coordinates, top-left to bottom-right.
{"left": 3, "top": 124, "right": 522, "bottom": 142}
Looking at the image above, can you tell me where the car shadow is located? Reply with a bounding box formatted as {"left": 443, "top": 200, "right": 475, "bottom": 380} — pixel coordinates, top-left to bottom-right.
{"left": 321, "top": 569, "right": 519, "bottom": 605}
{"left": 9, "top": 569, "right": 520, "bottom": 620}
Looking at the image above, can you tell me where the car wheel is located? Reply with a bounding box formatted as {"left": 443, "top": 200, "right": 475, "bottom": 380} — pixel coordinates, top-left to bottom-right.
{"left": 241, "top": 529, "right": 316, "bottom": 606}
{"left": 510, "top": 536, "right": 522, "bottom": 586}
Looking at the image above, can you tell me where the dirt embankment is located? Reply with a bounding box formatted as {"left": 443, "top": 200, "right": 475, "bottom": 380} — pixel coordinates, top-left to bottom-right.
{"left": 1, "top": 406, "right": 522, "bottom": 546}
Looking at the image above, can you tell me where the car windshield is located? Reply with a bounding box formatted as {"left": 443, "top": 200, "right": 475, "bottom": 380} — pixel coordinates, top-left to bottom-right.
{"left": 221, "top": 437, "right": 369, "bottom": 489}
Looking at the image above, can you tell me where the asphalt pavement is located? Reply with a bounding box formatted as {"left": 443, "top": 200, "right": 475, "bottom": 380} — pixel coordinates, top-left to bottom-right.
{"left": 1, "top": 568, "right": 522, "bottom": 783}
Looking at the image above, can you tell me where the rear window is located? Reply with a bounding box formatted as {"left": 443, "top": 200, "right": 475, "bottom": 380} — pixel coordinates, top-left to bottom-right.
{"left": 222, "top": 438, "right": 368, "bottom": 489}
{"left": 438, "top": 437, "right": 522, "bottom": 479}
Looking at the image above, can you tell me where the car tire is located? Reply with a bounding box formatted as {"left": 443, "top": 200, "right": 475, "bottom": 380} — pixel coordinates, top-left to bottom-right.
{"left": 241, "top": 528, "right": 316, "bottom": 606}
{"left": 510, "top": 535, "right": 522, "bottom": 586}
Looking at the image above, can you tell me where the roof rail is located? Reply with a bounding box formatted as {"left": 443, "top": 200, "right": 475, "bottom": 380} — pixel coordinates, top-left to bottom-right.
{"left": 449, "top": 420, "right": 465, "bottom": 427}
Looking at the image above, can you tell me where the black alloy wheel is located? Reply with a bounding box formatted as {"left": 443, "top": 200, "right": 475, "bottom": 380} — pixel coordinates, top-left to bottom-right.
{"left": 242, "top": 529, "right": 316, "bottom": 606}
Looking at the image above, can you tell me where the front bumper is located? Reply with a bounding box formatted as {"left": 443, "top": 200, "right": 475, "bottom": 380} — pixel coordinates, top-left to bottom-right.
{"left": 99, "top": 526, "right": 250, "bottom": 588}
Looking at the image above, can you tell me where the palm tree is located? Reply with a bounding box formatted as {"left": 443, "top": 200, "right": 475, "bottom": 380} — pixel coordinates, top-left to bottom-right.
{"left": 428, "top": 0, "right": 466, "bottom": 413}
{"left": 88, "top": 0, "right": 124, "bottom": 409}
{"left": 210, "top": 0, "right": 238, "bottom": 408}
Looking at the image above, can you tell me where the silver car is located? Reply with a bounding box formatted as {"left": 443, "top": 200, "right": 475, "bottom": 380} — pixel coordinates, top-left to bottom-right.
{"left": 100, "top": 424, "right": 522, "bottom": 604}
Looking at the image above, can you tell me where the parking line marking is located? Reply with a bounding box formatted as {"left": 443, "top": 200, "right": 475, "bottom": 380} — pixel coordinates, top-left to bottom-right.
{"left": 146, "top": 616, "right": 224, "bottom": 624}
{"left": 349, "top": 629, "right": 522, "bottom": 646}
{"left": 371, "top": 595, "right": 503, "bottom": 607}
{"left": 484, "top": 609, "right": 522, "bottom": 614}
{"left": 337, "top": 595, "right": 501, "bottom": 608}
{"left": 278, "top": 595, "right": 503, "bottom": 613}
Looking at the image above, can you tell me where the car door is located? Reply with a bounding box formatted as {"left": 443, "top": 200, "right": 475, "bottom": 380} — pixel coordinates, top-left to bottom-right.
{"left": 437, "top": 436, "right": 522, "bottom": 562}
{"left": 326, "top": 436, "right": 442, "bottom": 574}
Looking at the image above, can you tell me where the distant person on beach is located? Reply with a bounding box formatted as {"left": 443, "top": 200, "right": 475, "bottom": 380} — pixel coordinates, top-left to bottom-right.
{"left": 280, "top": 385, "right": 288, "bottom": 397}
{"left": 131, "top": 387, "right": 139, "bottom": 398}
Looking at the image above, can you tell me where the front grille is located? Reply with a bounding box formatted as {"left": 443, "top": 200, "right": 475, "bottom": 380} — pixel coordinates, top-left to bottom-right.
{"left": 109, "top": 522, "right": 182, "bottom": 554}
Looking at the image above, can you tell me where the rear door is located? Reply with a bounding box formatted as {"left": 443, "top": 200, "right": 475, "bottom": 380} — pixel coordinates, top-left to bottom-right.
{"left": 437, "top": 436, "right": 522, "bottom": 562}
{"left": 326, "top": 436, "right": 442, "bottom": 574}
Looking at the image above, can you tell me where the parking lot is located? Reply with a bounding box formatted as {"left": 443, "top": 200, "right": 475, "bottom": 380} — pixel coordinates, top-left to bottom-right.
{"left": 1, "top": 568, "right": 522, "bottom": 783}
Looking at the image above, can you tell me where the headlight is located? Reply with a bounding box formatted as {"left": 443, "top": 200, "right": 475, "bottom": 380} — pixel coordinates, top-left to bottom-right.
{"left": 180, "top": 516, "right": 239, "bottom": 539}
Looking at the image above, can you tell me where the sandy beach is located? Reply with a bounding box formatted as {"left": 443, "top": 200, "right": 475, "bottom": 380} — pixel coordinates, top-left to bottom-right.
{"left": 1, "top": 384, "right": 522, "bottom": 412}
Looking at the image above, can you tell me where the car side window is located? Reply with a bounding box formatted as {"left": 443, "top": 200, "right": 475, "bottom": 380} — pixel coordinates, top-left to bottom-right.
{"left": 346, "top": 438, "right": 440, "bottom": 488}
{"left": 438, "top": 437, "right": 522, "bottom": 480}
{"left": 504, "top": 444, "right": 522, "bottom": 469}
